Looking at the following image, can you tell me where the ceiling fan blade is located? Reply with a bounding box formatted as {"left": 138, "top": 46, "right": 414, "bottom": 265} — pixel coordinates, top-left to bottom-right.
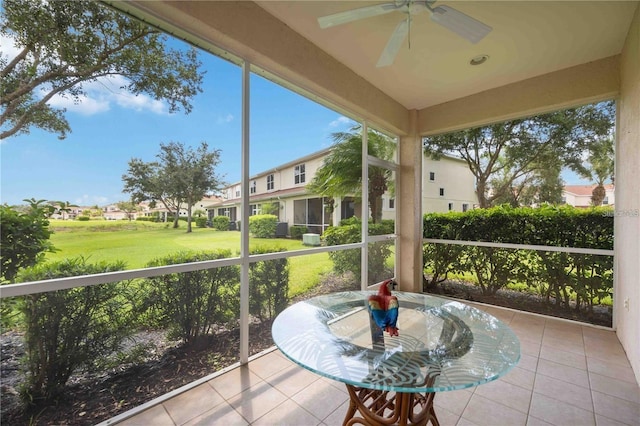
{"left": 318, "top": 3, "right": 400, "bottom": 29}
{"left": 429, "top": 5, "right": 492, "bottom": 44}
{"left": 376, "top": 19, "right": 409, "bottom": 68}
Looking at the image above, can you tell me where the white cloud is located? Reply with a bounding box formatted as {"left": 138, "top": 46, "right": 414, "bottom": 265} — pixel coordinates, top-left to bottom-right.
{"left": 46, "top": 75, "right": 168, "bottom": 116}
{"left": 328, "top": 115, "right": 354, "bottom": 128}
{"left": 75, "top": 194, "right": 110, "bottom": 206}
{"left": 216, "top": 113, "right": 234, "bottom": 124}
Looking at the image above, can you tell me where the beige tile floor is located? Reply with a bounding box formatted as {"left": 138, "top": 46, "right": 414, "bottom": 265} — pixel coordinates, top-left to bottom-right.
{"left": 114, "top": 304, "right": 639, "bottom": 426}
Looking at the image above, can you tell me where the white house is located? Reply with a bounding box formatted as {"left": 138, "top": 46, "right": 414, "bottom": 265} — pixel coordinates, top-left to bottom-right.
{"left": 563, "top": 184, "right": 615, "bottom": 207}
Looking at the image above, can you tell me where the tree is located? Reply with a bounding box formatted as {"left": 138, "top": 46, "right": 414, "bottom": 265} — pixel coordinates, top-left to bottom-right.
{"left": 423, "top": 102, "right": 614, "bottom": 208}
{"left": 123, "top": 141, "right": 223, "bottom": 232}
{"left": 51, "top": 200, "right": 78, "bottom": 220}
{"left": 490, "top": 154, "right": 564, "bottom": 207}
{"left": 1, "top": 0, "right": 203, "bottom": 140}
{"left": 0, "top": 199, "right": 56, "bottom": 283}
{"left": 308, "top": 128, "right": 395, "bottom": 223}
{"left": 117, "top": 201, "right": 139, "bottom": 221}
{"left": 575, "top": 137, "right": 615, "bottom": 206}
{"left": 122, "top": 158, "right": 183, "bottom": 228}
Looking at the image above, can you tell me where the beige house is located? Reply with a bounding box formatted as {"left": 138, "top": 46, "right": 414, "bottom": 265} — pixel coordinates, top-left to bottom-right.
{"left": 563, "top": 184, "right": 615, "bottom": 207}
{"left": 208, "top": 148, "right": 478, "bottom": 233}
{"left": 422, "top": 156, "right": 478, "bottom": 213}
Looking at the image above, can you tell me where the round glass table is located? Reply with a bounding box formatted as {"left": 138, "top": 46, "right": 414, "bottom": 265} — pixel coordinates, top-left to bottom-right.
{"left": 272, "top": 291, "right": 520, "bottom": 426}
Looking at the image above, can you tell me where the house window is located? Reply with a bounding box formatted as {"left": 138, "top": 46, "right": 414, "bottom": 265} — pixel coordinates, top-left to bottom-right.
{"left": 439, "top": 188, "right": 445, "bottom": 197}
{"left": 235, "top": 189, "right": 240, "bottom": 197}
{"left": 429, "top": 172, "right": 435, "bottom": 181}
{"left": 250, "top": 204, "right": 261, "bottom": 216}
{"left": 250, "top": 180, "right": 256, "bottom": 194}
{"left": 294, "top": 163, "right": 306, "bottom": 184}
{"left": 389, "top": 198, "right": 395, "bottom": 209}
{"left": 267, "top": 174, "right": 274, "bottom": 190}
{"left": 448, "top": 203, "right": 453, "bottom": 211}
{"left": 603, "top": 196, "right": 609, "bottom": 205}
{"left": 462, "top": 203, "right": 469, "bottom": 212}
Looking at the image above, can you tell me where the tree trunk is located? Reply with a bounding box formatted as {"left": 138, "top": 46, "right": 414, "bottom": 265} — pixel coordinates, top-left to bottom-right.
{"left": 475, "top": 180, "right": 490, "bottom": 208}
{"left": 591, "top": 184, "right": 606, "bottom": 206}
{"left": 186, "top": 202, "right": 193, "bottom": 233}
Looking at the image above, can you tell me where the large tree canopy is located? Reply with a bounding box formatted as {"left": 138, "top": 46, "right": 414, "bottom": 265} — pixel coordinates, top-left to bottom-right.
{"left": 423, "top": 101, "right": 614, "bottom": 208}
{"left": 308, "top": 128, "right": 395, "bottom": 223}
{"left": 1, "top": 0, "right": 204, "bottom": 140}
{"left": 122, "top": 141, "right": 224, "bottom": 232}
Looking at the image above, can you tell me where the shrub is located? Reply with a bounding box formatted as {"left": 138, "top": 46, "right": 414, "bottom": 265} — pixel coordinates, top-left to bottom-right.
{"left": 212, "top": 215, "right": 230, "bottom": 231}
{"left": 0, "top": 202, "right": 55, "bottom": 283}
{"left": 136, "top": 216, "right": 157, "bottom": 222}
{"left": 76, "top": 215, "right": 90, "bottom": 221}
{"left": 289, "top": 225, "right": 307, "bottom": 240}
{"left": 249, "top": 246, "right": 289, "bottom": 322}
{"left": 248, "top": 214, "right": 277, "bottom": 238}
{"left": 323, "top": 218, "right": 393, "bottom": 285}
{"left": 423, "top": 205, "right": 614, "bottom": 310}
{"left": 15, "top": 257, "right": 133, "bottom": 403}
{"left": 142, "top": 251, "right": 239, "bottom": 344}
{"left": 195, "top": 216, "right": 207, "bottom": 228}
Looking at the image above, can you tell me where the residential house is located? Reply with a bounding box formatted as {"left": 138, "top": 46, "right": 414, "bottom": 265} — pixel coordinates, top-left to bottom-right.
{"left": 208, "top": 148, "right": 478, "bottom": 234}
{"left": 563, "top": 184, "right": 615, "bottom": 207}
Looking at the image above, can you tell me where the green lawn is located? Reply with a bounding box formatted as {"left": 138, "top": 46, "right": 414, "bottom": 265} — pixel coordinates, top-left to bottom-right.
{"left": 46, "top": 219, "right": 332, "bottom": 297}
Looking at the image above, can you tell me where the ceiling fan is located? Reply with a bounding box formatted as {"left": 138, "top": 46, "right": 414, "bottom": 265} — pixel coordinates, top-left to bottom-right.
{"left": 317, "top": 1, "right": 492, "bottom": 68}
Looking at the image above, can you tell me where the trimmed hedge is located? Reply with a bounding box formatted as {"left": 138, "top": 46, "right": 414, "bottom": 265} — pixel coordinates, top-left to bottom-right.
{"left": 212, "top": 215, "right": 230, "bottom": 231}
{"left": 423, "top": 205, "right": 613, "bottom": 315}
{"left": 323, "top": 217, "right": 395, "bottom": 285}
{"left": 143, "top": 251, "right": 239, "bottom": 344}
{"left": 289, "top": 225, "right": 307, "bottom": 240}
{"left": 248, "top": 214, "right": 278, "bottom": 238}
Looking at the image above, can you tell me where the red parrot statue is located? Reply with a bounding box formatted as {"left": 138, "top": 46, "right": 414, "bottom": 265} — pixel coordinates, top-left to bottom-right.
{"left": 368, "top": 279, "right": 399, "bottom": 337}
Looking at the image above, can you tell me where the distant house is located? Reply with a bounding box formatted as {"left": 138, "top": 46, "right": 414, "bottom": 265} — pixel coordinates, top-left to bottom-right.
{"left": 206, "top": 147, "right": 478, "bottom": 234}
{"left": 562, "top": 184, "right": 615, "bottom": 208}
{"left": 141, "top": 196, "right": 222, "bottom": 222}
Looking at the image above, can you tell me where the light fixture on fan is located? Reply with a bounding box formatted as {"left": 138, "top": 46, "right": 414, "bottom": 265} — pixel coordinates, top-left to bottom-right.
{"left": 318, "top": 1, "right": 492, "bottom": 67}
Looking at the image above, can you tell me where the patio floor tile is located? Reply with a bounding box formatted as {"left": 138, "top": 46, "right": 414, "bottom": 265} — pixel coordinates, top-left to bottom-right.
{"left": 107, "top": 305, "right": 639, "bottom": 426}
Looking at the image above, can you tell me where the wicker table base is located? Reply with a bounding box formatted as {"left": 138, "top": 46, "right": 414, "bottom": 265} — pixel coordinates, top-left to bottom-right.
{"left": 343, "top": 385, "right": 440, "bottom": 426}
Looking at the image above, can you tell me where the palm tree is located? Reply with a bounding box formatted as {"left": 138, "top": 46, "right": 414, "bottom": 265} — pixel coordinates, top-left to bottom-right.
{"left": 576, "top": 138, "right": 614, "bottom": 206}
{"left": 53, "top": 200, "right": 79, "bottom": 220}
{"left": 308, "top": 127, "right": 395, "bottom": 223}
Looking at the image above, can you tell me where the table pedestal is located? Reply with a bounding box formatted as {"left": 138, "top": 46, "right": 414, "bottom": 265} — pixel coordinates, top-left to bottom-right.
{"left": 343, "top": 385, "right": 439, "bottom": 426}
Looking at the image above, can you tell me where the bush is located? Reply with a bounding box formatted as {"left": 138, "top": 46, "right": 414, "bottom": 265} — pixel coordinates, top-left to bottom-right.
{"left": 76, "top": 215, "right": 90, "bottom": 221}
{"left": 136, "top": 216, "right": 157, "bottom": 222}
{"left": 289, "top": 225, "right": 307, "bottom": 240}
{"left": 249, "top": 246, "right": 289, "bottom": 322}
{"left": 423, "top": 205, "right": 614, "bottom": 310}
{"left": 0, "top": 202, "right": 55, "bottom": 283}
{"left": 15, "top": 257, "right": 134, "bottom": 403}
{"left": 142, "top": 251, "right": 239, "bottom": 344}
{"left": 323, "top": 218, "right": 393, "bottom": 285}
{"left": 248, "top": 214, "right": 277, "bottom": 238}
{"left": 195, "top": 216, "right": 207, "bottom": 228}
{"left": 212, "top": 215, "right": 230, "bottom": 231}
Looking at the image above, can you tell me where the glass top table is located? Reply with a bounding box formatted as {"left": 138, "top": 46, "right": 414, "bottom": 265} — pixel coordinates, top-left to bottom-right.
{"left": 272, "top": 291, "right": 520, "bottom": 425}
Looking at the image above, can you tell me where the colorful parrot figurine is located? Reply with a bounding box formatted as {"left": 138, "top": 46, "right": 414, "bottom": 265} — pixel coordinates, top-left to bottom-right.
{"left": 368, "top": 279, "right": 399, "bottom": 337}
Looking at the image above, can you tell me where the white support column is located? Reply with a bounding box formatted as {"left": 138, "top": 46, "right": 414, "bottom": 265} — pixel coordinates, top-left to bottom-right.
{"left": 397, "top": 110, "right": 423, "bottom": 293}
{"left": 240, "top": 60, "right": 250, "bottom": 365}
{"left": 361, "top": 122, "right": 369, "bottom": 290}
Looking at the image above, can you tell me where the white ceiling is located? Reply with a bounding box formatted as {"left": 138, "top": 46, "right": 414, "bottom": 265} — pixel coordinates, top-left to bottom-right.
{"left": 257, "top": 1, "right": 637, "bottom": 110}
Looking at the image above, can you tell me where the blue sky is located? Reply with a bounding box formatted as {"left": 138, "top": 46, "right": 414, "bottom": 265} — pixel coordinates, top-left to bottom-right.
{"left": 1, "top": 32, "right": 590, "bottom": 208}
{"left": 0, "top": 35, "right": 357, "bottom": 207}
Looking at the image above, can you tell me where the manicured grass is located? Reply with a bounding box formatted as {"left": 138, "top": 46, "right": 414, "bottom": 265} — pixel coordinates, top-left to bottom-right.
{"left": 46, "top": 220, "right": 333, "bottom": 297}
